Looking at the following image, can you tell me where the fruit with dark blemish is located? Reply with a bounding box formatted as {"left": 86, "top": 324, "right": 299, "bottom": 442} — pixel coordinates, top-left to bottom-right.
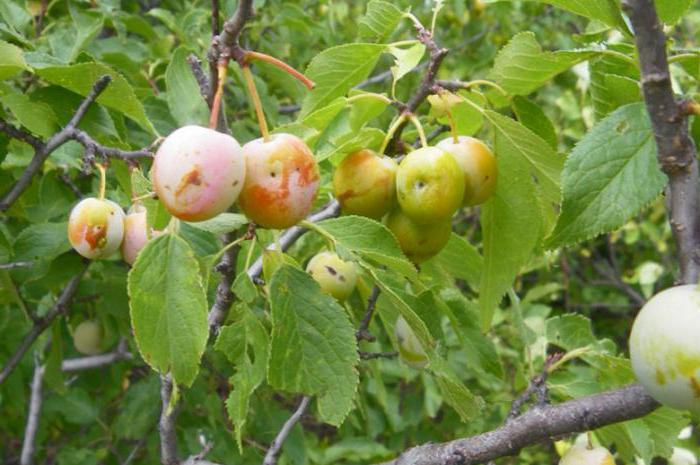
{"left": 68, "top": 197, "right": 125, "bottom": 259}
{"left": 305, "top": 251, "right": 357, "bottom": 301}
{"left": 121, "top": 204, "right": 163, "bottom": 265}
{"left": 238, "top": 133, "right": 319, "bottom": 229}
{"left": 436, "top": 136, "right": 497, "bottom": 206}
{"left": 395, "top": 147, "right": 465, "bottom": 224}
{"left": 73, "top": 320, "right": 103, "bottom": 355}
{"left": 629, "top": 284, "right": 700, "bottom": 413}
{"left": 395, "top": 316, "right": 428, "bottom": 369}
{"left": 333, "top": 149, "right": 398, "bottom": 220}
{"left": 385, "top": 209, "right": 451, "bottom": 264}
{"left": 151, "top": 125, "right": 245, "bottom": 222}
{"left": 559, "top": 443, "right": 614, "bottom": 465}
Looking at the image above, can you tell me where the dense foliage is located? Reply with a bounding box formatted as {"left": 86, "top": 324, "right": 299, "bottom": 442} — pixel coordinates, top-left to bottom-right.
{"left": 1, "top": 1, "right": 699, "bottom": 464}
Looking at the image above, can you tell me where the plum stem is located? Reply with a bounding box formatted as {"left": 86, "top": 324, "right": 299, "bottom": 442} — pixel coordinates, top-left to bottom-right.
{"left": 242, "top": 65, "right": 270, "bottom": 141}
{"left": 408, "top": 114, "right": 428, "bottom": 148}
{"left": 96, "top": 163, "right": 106, "bottom": 200}
{"left": 445, "top": 108, "right": 459, "bottom": 143}
{"left": 379, "top": 113, "right": 408, "bottom": 156}
{"left": 244, "top": 51, "right": 315, "bottom": 90}
{"left": 209, "top": 60, "right": 229, "bottom": 130}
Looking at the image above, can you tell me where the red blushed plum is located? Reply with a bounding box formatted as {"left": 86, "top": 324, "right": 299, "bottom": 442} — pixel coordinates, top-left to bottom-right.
{"left": 151, "top": 125, "right": 246, "bottom": 222}
{"left": 385, "top": 209, "right": 451, "bottom": 264}
{"left": 436, "top": 136, "right": 497, "bottom": 206}
{"left": 68, "top": 197, "right": 125, "bottom": 259}
{"left": 238, "top": 133, "right": 320, "bottom": 229}
{"left": 396, "top": 147, "right": 465, "bottom": 224}
{"left": 333, "top": 149, "right": 398, "bottom": 220}
{"left": 121, "top": 204, "right": 162, "bottom": 265}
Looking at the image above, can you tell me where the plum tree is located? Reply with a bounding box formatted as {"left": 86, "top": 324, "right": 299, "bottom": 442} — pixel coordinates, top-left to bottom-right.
{"left": 151, "top": 125, "right": 246, "bottom": 222}
{"left": 72, "top": 320, "right": 103, "bottom": 356}
{"left": 333, "top": 149, "right": 398, "bottom": 219}
{"left": 68, "top": 197, "right": 125, "bottom": 259}
{"left": 436, "top": 136, "right": 497, "bottom": 206}
{"left": 385, "top": 209, "right": 451, "bottom": 263}
{"left": 121, "top": 204, "right": 161, "bottom": 265}
{"left": 395, "top": 146, "right": 465, "bottom": 224}
{"left": 559, "top": 444, "right": 614, "bottom": 465}
{"left": 394, "top": 316, "right": 428, "bottom": 369}
{"left": 305, "top": 251, "right": 357, "bottom": 301}
{"left": 237, "top": 133, "right": 320, "bottom": 229}
{"left": 629, "top": 284, "right": 700, "bottom": 413}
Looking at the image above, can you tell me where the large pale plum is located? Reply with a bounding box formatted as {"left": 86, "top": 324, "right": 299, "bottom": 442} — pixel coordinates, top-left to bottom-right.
{"left": 436, "top": 136, "right": 497, "bottom": 206}
{"left": 396, "top": 147, "right": 465, "bottom": 224}
{"left": 68, "top": 197, "right": 125, "bottom": 259}
{"left": 121, "top": 204, "right": 162, "bottom": 265}
{"left": 237, "top": 133, "right": 319, "bottom": 229}
{"left": 306, "top": 251, "right": 357, "bottom": 301}
{"left": 629, "top": 284, "right": 700, "bottom": 413}
{"left": 333, "top": 149, "right": 397, "bottom": 220}
{"left": 559, "top": 444, "right": 614, "bottom": 465}
{"left": 151, "top": 125, "right": 245, "bottom": 222}
{"left": 385, "top": 209, "right": 451, "bottom": 264}
{"left": 395, "top": 316, "right": 428, "bottom": 369}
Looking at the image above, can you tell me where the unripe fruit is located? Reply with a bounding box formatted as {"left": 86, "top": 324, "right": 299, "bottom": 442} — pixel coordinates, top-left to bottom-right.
{"left": 238, "top": 133, "right": 320, "bottom": 229}
{"left": 559, "top": 444, "right": 614, "bottom": 465}
{"left": 436, "top": 136, "right": 497, "bottom": 206}
{"left": 68, "top": 197, "right": 125, "bottom": 259}
{"left": 151, "top": 125, "right": 245, "bottom": 222}
{"left": 73, "top": 320, "right": 103, "bottom": 355}
{"left": 395, "top": 316, "right": 428, "bottom": 369}
{"left": 396, "top": 147, "right": 465, "bottom": 224}
{"left": 121, "top": 204, "right": 161, "bottom": 265}
{"left": 333, "top": 149, "right": 398, "bottom": 219}
{"left": 385, "top": 209, "right": 451, "bottom": 264}
{"left": 629, "top": 284, "right": 700, "bottom": 413}
{"left": 306, "top": 251, "right": 357, "bottom": 301}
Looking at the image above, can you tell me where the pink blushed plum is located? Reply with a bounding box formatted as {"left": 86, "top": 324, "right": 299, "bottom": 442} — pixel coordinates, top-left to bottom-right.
{"left": 68, "top": 197, "right": 125, "bottom": 259}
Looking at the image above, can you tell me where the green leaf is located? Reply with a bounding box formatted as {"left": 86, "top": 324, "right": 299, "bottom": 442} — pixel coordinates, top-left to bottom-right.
{"left": 45, "top": 388, "right": 98, "bottom": 425}
{"left": 655, "top": 0, "right": 694, "bottom": 24}
{"left": 34, "top": 62, "right": 156, "bottom": 134}
{"left": 489, "top": 32, "right": 597, "bottom": 95}
{"left": 165, "top": 47, "right": 209, "bottom": 127}
{"left": 546, "top": 103, "right": 667, "bottom": 249}
{"left": 545, "top": 314, "right": 596, "bottom": 350}
{"left": 428, "top": 356, "right": 484, "bottom": 422}
{"left": 186, "top": 213, "right": 248, "bottom": 236}
{"left": 358, "top": 0, "right": 403, "bottom": 43}
{"left": 13, "top": 222, "right": 71, "bottom": 262}
{"left": 113, "top": 376, "right": 161, "bottom": 439}
{"left": 301, "top": 44, "right": 386, "bottom": 118}
{"left": 0, "top": 39, "right": 29, "bottom": 80}
{"left": 644, "top": 407, "right": 691, "bottom": 459}
{"left": 421, "top": 233, "right": 482, "bottom": 289}
{"left": 314, "top": 216, "right": 417, "bottom": 279}
{"left": 128, "top": 233, "right": 208, "bottom": 387}
{"left": 268, "top": 265, "right": 359, "bottom": 426}
{"left": 516, "top": 0, "right": 627, "bottom": 30}
{"left": 0, "top": 90, "right": 58, "bottom": 138}
{"left": 389, "top": 43, "right": 425, "bottom": 96}
{"left": 512, "top": 96, "right": 557, "bottom": 149}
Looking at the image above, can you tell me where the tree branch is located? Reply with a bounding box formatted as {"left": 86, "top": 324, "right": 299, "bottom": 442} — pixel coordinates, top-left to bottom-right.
{"left": 262, "top": 396, "right": 311, "bottom": 465}
{"left": 0, "top": 262, "right": 89, "bottom": 385}
{"left": 160, "top": 374, "right": 179, "bottom": 465}
{"left": 208, "top": 231, "right": 243, "bottom": 335}
{"left": 382, "top": 385, "right": 658, "bottom": 465}
{"left": 356, "top": 285, "right": 381, "bottom": 342}
{"left": 623, "top": 0, "right": 700, "bottom": 284}
{"left": 20, "top": 356, "right": 44, "bottom": 465}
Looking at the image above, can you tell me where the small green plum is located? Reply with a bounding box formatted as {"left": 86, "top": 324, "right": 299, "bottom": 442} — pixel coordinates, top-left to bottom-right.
{"left": 306, "top": 251, "right": 357, "bottom": 301}
{"left": 73, "top": 320, "right": 103, "bottom": 355}
{"left": 395, "top": 147, "right": 465, "bottom": 224}
{"left": 559, "top": 444, "right": 614, "bottom": 465}
{"left": 629, "top": 284, "right": 700, "bottom": 413}
{"left": 436, "top": 136, "right": 497, "bottom": 206}
{"left": 68, "top": 197, "right": 125, "bottom": 259}
{"left": 385, "top": 209, "right": 451, "bottom": 264}
{"left": 333, "top": 149, "right": 398, "bottom": 219}
{"left": 394, "top": 316, "right": 428, "bottom": 369}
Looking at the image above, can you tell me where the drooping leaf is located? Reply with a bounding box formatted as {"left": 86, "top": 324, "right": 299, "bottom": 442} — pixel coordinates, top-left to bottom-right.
{"left": 515, "top": 0, "right": 627, "bottom": 30}
{"left": 358, "top": 0, "right": 403, "bottom": 43}
{"left": 512, "top": 96, "right": 557, "bottom": 149}
{"left": 0, "top": 39, "right": 29, "bottom": 79}
{"left": 165, "top": 47, "right": 209, "bottom": 127}
{"left": 655, "top": 0, "right": 695, "bottom": 24}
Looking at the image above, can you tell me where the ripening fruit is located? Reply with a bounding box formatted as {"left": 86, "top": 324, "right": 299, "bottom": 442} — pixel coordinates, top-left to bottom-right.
{"left": 151, "top": 125, "right": 245, "bottom": 222}
{"left": 121, "top": 204, "right": 161, "bottom": 265}
{"left": 436, "top": 136, "right": 497, "bottom": 206}
{"left": 306, "top": 251, "right": 357, "bottom": 301}
{"left": 629, "top": 284, "right": 700, "bottom": 413}
{"left": 73, "top": 320, "right": 103, "bottom": 355}
{"left": 333, "top": 149, "right": 398, "bottom": 219}
{"left": 396, "top": 147, "right": 465, "bottom": 224}
{"left": 385, "top": 209, "right": 451, "bottom": 264}
{"left": 395, "top": 316, "right": 428, "bottom": 369}
{"left": 68, "top": 197, "right": 125, "bottom": 259}
{"left": 559, "top": 444, "right": 614, "bottom": 465}
{"left": 238, "top": 133, "right": 320, "bottom": 229}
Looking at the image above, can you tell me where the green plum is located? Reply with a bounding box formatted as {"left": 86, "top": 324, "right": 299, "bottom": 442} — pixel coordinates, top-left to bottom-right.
{"left": 73, "top": 320, "right": 103, "bottom": 355}
{"left": 385, "top": 209, "right": 451, "bottom": 264}
{"left": 306, "top": 251, "right": 358, "bottom": 301}
{"left": 394, "top": 316, "right": 428, "bottom": 369}
{"left": 436, "top": 136, "right": 497, "bottom": 206}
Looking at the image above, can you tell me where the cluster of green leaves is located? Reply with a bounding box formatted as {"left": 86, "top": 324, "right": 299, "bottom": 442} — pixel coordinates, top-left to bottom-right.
{"left": 1, "top": 0, "right": 700, "bottom": 464}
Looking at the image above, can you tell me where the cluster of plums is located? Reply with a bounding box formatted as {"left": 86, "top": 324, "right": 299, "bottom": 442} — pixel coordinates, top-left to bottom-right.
{"left": 333, "top": 136, "right": 497, "bottom": 264}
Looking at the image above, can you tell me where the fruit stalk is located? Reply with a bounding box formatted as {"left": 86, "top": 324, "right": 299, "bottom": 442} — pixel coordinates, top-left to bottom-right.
{"left": 244, "top": 51, "right": 315, "bottom": 90}
{"left": 241, "top": 65, "right": 271, "bottom": 141}
{"left": 209, "top": 60, "right": 229, "bottom": 129}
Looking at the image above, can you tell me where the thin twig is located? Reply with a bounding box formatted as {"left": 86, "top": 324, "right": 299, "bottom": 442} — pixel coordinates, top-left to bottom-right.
{"left": 356, "top": 286, "right": 381, "bottom": 342}
{"left": 262, "top": 396, "right": 311, "bottom": 465}
{"left": 20, "top": 355, "right": 44, "bottom": 465}
{"left": 507, "top": 353, "right": 563, "bottom": 421}
{"left": 208, "top": 231, "right": 243, "bottom": 336}
{"left": 187, "top": 54, "right": 211, "bottom": 98}
{"left": 359, "top": 351, "right": 398, "bottom": 360}
{"left": 0, "top": 261, "right": 34, "bottom": 270}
